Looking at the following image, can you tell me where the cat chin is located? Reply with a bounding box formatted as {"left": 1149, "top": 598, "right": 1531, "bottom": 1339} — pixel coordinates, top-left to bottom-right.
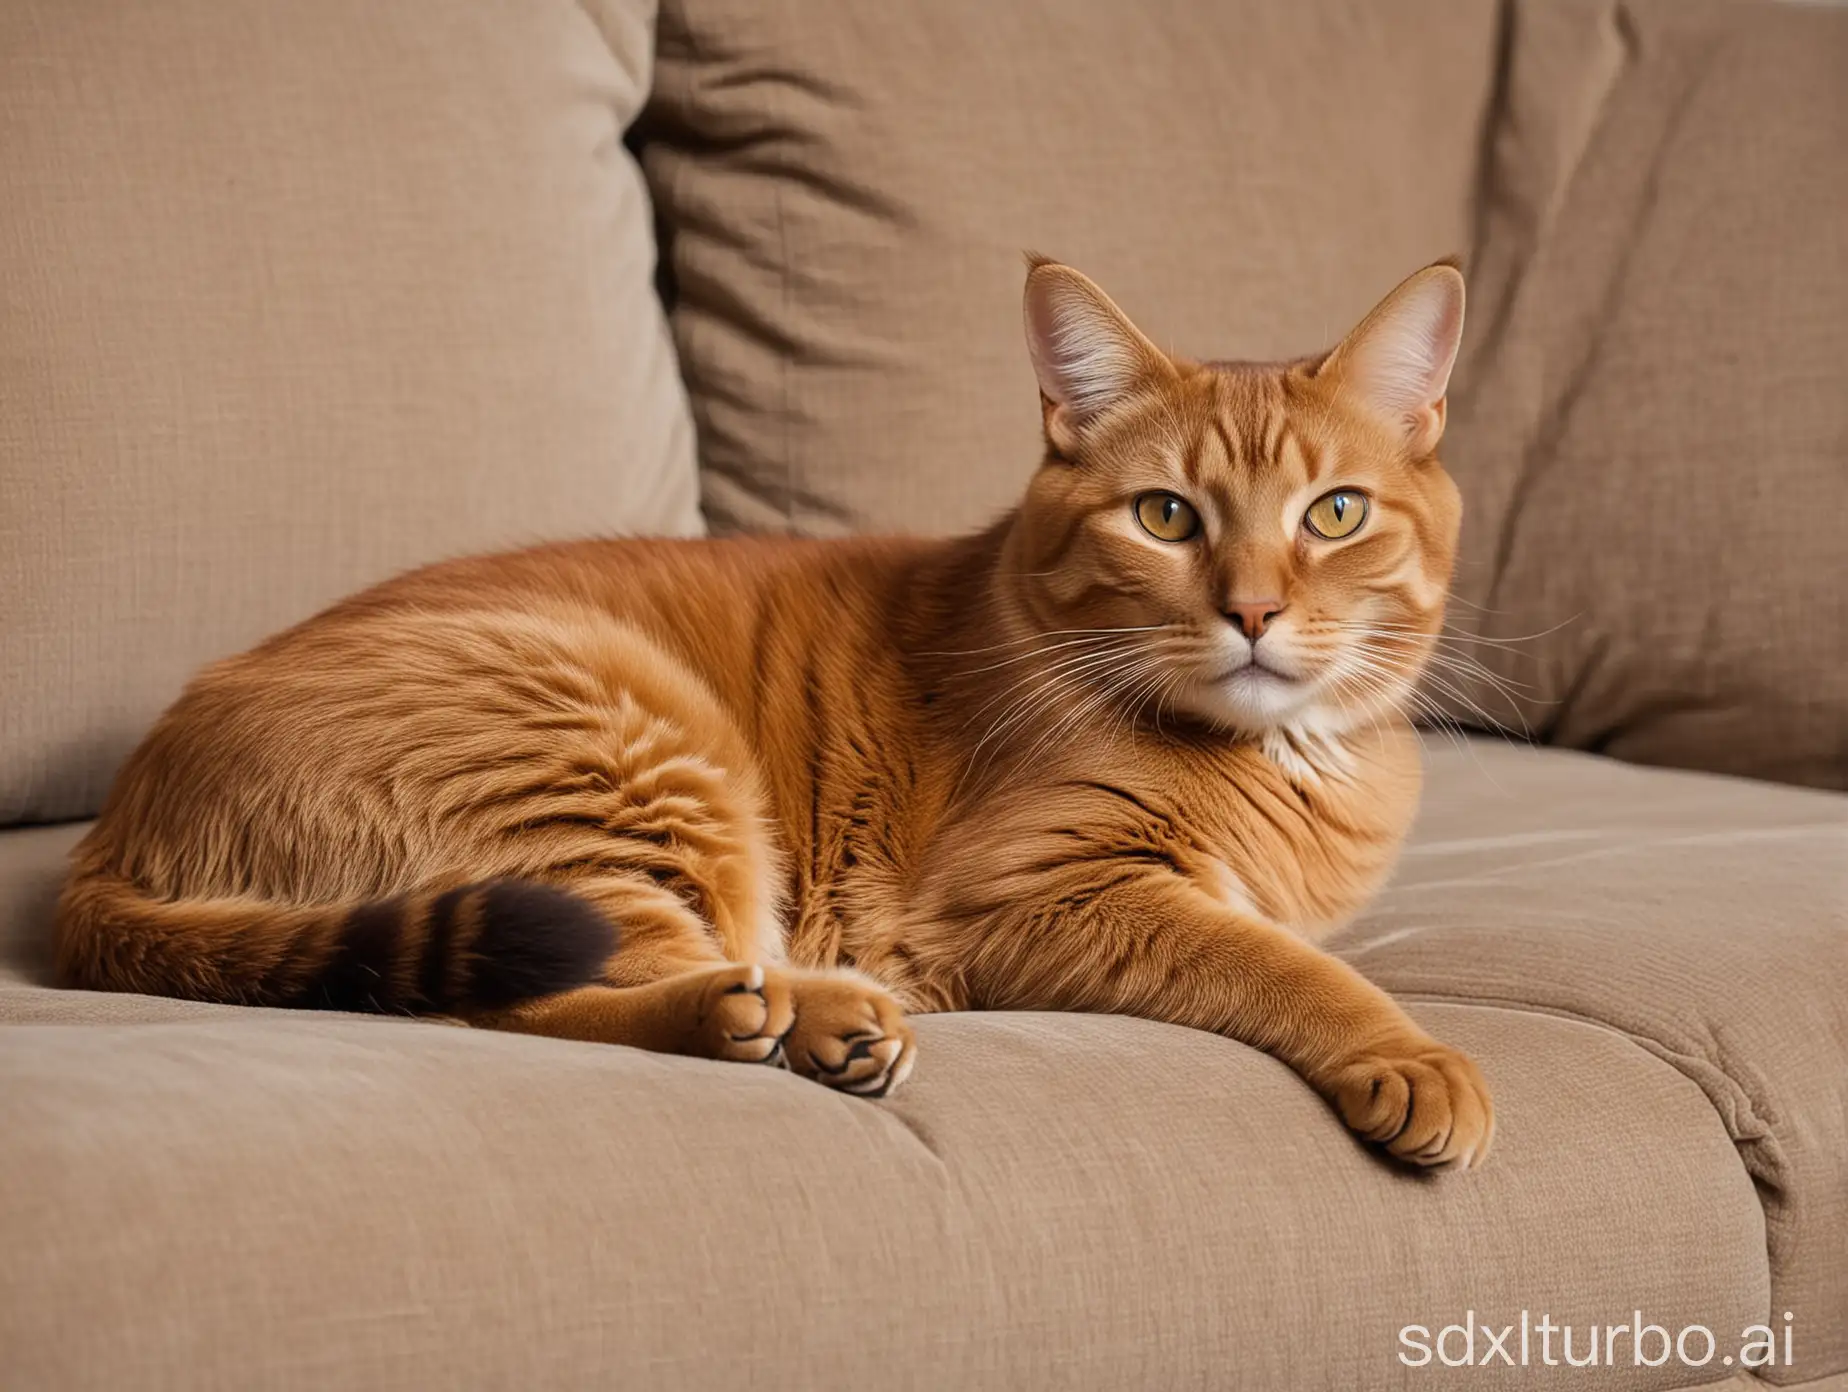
{"left": 1173, "top": 667, "right": 1323, "bottom": 734}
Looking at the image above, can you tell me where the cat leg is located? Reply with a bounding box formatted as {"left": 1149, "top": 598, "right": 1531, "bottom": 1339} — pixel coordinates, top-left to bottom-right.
{"left": 479, "top": 963, "right": 915, "bottom": 1095}
{"left": 913, "top": 873, "right": 1492, "bottom": 1167}
{"left": 474, "top": 963, "right": 795, "bottom": 1064}
{"left": 568, "top": 871, "right": 915, "bottom": 1095}
{"left": 472, "top": 872, "right": 916, "bottom": 1095}
{"left": 453, "top": 867, "right": 783, "bottom": 1058}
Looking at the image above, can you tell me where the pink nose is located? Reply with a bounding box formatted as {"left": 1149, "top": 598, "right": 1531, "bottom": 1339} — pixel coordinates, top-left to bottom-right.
{"left": 1224, "top": 600, "right": 1285, "bottom": 640}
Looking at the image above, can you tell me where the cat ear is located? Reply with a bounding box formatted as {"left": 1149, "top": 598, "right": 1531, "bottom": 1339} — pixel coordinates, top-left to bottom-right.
{"left": 1023, "top": 258, "right": 1173, "bottom": 452}
{"left": 1320, "top": 260, "right": 1466, "bottom": 456}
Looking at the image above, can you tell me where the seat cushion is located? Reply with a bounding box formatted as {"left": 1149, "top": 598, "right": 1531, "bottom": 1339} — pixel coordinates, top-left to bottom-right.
{"left": 0, "top": 0, "right": 701, "bottom": 826}
{"left": 2, "top": 740, "right": 1842, "bottom": 1388}
{"left": 1440, "top": 0, "right": 1848, "bottom": 790}
{"left": 0, "top": 1007, "right": 1769, "bottom": 1392}
{"left": 1339, "top": 736, "right": 1848, "bottom": 1384}
{"left": 638, "top": 0, "right": 1502, "bottom": 535}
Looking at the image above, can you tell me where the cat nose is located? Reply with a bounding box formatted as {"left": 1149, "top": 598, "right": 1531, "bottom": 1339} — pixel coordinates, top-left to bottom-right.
{"left": 1224, "top": 600, "right": 1286, "bottom": 640}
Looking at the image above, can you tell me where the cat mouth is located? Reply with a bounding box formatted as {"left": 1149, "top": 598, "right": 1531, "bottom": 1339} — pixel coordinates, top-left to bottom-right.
{"left": 1218, "top": 657, "right": 1301, "bottom": 686}
{"left": 1183, "top": 656, "right": 1320, "bottom": 729}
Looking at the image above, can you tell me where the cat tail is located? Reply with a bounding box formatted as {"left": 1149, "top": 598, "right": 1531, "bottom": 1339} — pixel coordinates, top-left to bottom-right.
{"left": 55, "top": 872, "right": 617, "bottom": 1014}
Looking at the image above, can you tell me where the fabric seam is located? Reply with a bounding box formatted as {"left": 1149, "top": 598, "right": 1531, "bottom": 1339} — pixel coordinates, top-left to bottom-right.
{"left": 1397, "top": 988, "right": 1779, "bottom": 1156}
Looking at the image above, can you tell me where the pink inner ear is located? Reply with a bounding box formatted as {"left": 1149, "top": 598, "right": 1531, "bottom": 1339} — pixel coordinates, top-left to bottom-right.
{"left": 1340, "top": 270, "right": 1465, "bottom": 438}
{"left": 1023, "top": 269, "right": 1156, "bottom": 423}
{"left": 1024, "top": 284, "right": 1079, "bottom": 410}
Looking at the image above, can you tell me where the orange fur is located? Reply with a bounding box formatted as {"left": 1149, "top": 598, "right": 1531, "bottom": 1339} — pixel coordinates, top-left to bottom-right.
{"left": 58, "top": 260, "right": 1492, "bottom": 1161}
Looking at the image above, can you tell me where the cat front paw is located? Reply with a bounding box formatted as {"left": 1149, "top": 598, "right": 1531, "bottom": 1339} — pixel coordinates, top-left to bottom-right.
{"left": 1323, "top": 1035, "right": 1494, "bottom": 1168}
{"left": 782, "top": 971, "right": 917, "bottom": 1099}
{"left": 690, "top": 963, "right": 796, "bottom": 1066}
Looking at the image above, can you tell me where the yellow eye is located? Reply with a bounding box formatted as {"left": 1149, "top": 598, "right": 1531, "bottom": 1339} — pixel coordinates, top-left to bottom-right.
{"left": 1304, "top": 490, "right": 1368, "bottom": 540}
{"left": 1134, "top": 492, "right": 1200, "bottom": 542}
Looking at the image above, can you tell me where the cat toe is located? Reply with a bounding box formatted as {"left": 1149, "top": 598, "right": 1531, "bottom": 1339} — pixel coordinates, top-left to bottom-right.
{"left": 696, "top": 964, "right": 795, "bottom": 1065}
{"left": 783, "top": 973, "right": 917, "bottom": 1099}
{"left": 1323, "top": 1035, "right": 1494, "bottom": 1169}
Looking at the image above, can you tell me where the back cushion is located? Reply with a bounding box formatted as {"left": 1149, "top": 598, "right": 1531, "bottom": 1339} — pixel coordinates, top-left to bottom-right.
{"left": 0, "top": 0, "right": 700, "bottom": 825}
{"left": 1441, "top": 0, "right": 1848, "bottom": 790}
{"left": 640, "top": 0, "right": 1502, "bottom": 535}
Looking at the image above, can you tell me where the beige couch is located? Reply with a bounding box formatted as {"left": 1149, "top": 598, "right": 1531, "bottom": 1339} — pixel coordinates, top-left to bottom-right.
{"left": 2, "top": 1, "right": 1844, "bottom": 1388}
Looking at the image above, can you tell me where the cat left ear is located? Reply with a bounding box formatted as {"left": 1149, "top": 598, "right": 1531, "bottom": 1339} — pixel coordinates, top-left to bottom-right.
{"left": 1023, "top": 257, "right": 1174, "bottom": 455}
{"left": 1320, "top": 260, "right": 1466, "bottom": 457}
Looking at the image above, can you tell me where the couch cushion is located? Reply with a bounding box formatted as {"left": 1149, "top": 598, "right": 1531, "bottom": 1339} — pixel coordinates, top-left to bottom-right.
{"left": 6, "top": 739, "right": 1842, "bottom": 1387}
{"left": 0, "top": 1007, "right": 1767, "bottom": 1392}
{"left": 1440, "top": 0, "right": 1848, "bottom": 790}
{"left": 0, "top": 0, "right": 701, "bottom": 826}
{"left": 0, "top": 823, "right": 74, "bottom": 998}
{"left": 1340, "top": 737, "right": 1848, "bottom": 1385}
{"left": 639, "top": 0, "right": 1502, "bottom": 535}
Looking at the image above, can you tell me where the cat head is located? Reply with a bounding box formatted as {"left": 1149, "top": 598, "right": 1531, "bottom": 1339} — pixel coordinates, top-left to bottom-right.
{"left": 1006, "top": 257, "right": 1465, "bottom": 737}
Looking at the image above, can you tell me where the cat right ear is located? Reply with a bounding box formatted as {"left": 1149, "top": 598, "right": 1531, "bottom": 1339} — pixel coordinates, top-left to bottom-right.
{"left": 1318, "top": 259, "right": 1466, "bottom": 457}
{"left": 1023, "top": 257, "right": 1173, "bottom": 455}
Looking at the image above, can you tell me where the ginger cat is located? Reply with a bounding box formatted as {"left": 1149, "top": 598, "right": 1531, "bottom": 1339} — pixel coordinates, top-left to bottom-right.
{"left": 58, "top": 258, "right": 1492, "bottom": 1167}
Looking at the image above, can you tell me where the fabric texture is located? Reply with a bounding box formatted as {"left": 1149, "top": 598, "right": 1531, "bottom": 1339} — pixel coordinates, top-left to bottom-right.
{"left": 1340, "top": 737, "right": 1848, "bottom": 1384}
{"left": 1440, "top": 0, "right": 1848, "bottom": 790}
{"left": 639, "top": 0, "right": 1502, "bottom": 536}
{"left": 4, "top": 739, "right": 1843, "bottom": 1389}
{"left": 0, "top": 0, "right": 702, "bottom": 826}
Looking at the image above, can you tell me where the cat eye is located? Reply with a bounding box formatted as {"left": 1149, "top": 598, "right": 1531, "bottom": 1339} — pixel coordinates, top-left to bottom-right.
{"left": 1303, "top": 490, "right": 1369, "bottom": 540}
{"left": 1134, "top": 492, "right": 1201, "bottom": 543}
